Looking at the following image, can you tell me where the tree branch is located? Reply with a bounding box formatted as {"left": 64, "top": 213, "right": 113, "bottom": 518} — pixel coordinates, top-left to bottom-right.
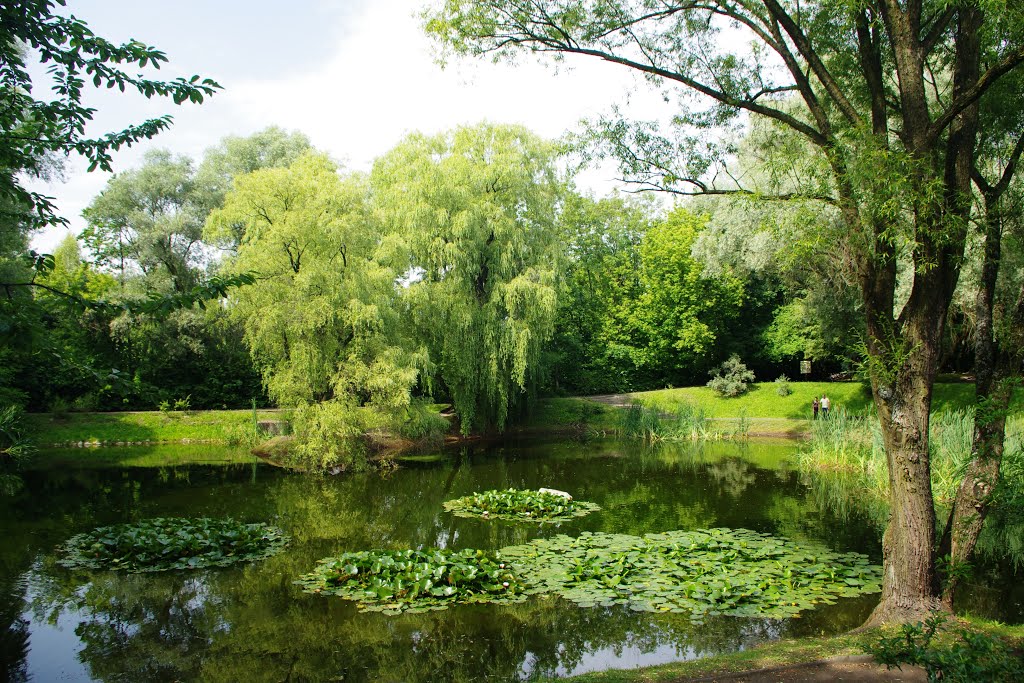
{"left": 929, "top": 45, "right": 1024, "bottom": 143}
{"left": 761, "top": 0, "right": 864, "bottom": 128}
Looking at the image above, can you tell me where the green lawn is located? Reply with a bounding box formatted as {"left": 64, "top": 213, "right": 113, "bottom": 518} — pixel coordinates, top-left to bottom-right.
{"left": 633, "top": 381, "right": 1003, "bottom": 419}
{"left": 22, "top": 383, "right": 1018, "bottom": 447}
{"left": 28, "top": 443, "right": 260, "bottom": 468}
{"left": 24, "top": 408, "right": 288, "bottom": 445}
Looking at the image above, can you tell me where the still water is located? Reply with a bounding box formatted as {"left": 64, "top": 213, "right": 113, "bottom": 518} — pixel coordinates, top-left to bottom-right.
{"left": 0, "top": 437, "right": 1020, "bottom": 682}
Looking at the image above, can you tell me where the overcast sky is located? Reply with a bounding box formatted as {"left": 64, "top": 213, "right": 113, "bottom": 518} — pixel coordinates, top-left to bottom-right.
{"left": 29, "top": 0, "right": 666, "bottom": 252}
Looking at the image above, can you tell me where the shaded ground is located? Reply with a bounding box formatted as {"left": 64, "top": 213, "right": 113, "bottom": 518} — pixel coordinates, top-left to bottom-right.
{"left": 680, "top": 656, "right": 926, "bottom": 682}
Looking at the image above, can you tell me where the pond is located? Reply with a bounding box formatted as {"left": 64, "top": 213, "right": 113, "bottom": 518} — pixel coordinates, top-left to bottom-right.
{"left": 1, "top": 437, "right": 1021, "bottom": 682}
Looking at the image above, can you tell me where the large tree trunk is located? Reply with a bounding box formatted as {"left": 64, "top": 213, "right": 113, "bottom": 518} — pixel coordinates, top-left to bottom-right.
{"left": 860, "top": 3, "right": 981, "bottom": 626}
{"left": 861, "top": 310, "right": 947, "bottom": 626}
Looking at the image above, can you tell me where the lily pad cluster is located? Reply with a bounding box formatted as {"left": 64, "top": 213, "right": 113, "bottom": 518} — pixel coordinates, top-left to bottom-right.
{"left": 443, "top": 488, "right": 600, "bottom": 521}
{"left": 294, "top": 548, "right": 526, "bottom": 614}
{"left": 58, "top": 517, "right": 290, "bottom": 572}
{"left": 500, "top": 528, "right": 882, "bottom": 622}
{"left": 299, "top": 527, "right": 882, "bottom": 621}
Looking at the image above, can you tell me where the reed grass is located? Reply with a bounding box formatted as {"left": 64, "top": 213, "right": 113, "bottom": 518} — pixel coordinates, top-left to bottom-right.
{"left": 616, "top": 401, "right": 747, "bottom": 442}
{"left": 801, "top": 408, "right": 1021, "bottom": 504}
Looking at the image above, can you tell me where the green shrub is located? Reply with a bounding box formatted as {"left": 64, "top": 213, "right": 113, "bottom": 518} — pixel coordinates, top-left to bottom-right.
{"left": 395, "top": 399, "right": 449, "bottom": 442}
{"left": 0, "top": 405, "right": 34, "bottom": 460}
{"left": 867, "top": 614, "right": 1024, "bottom": 682}
{"left": 619, "top": 402, "right": 664, "bottom": 440}
{"left": 707, "top": 355, "right": 755, "bottom": 397}
{"left": 619, "top": 401, "right": 724, "bottom": 441}
{"left": 775, "top": 374, "right": 793, "bottom": 396}
{"left": 291, "top": 400, "right": 367, "bottom": 473}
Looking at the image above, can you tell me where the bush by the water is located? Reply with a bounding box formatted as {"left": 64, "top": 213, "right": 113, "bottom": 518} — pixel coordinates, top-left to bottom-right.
{"left": 868, "top": 614, "right": 1024, "bottom": 682}
{"left": 58, "top": 517, "right": 289, "bottom": 572}
{"left": 618, "top": 401, "right": 747, "bottom": 441}
{"left": 291, "top": 400, "right": 367, "bottom": 473}
{"left": 707, "top": 355, "right": 755, "bottom": 397}
{"left": 0, "top": 405, "right": 34, "bottom": 460}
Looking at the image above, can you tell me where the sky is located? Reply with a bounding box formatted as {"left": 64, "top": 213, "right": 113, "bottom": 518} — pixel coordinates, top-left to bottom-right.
{"left": 28, "top": 0, "right": 666, "bottom": 252}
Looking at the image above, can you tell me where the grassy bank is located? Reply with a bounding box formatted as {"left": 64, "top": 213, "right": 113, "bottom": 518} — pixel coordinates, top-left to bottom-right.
{"left": 28, "top": 443, "right": 260, "bottom": 468}
{"left": 632, "top": 381, "right": 1001, "bottom": 419}
{"left": 24, "top": 408, "right": 288, "bottom": 446}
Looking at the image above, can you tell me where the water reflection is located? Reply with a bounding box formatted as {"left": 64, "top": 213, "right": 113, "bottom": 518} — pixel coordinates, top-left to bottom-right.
{"left": 0, "top": 437, "right": 1008, "bottom": 681}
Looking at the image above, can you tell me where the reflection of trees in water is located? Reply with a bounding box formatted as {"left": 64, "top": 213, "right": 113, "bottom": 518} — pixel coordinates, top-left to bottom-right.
{"left": 705, "top": 458, "right": 757, "bottom": 498}
{"left": 28, "top": 559, "right": 871, "bottom": 683}
{"left": 2, "top": 441, "right": 958, "bottom": 681}
{"left": 0, "top": 574, "right": 28, "bottom": 683}
{"left": 799, "top": 465, "right": 1024, "bottom": 622}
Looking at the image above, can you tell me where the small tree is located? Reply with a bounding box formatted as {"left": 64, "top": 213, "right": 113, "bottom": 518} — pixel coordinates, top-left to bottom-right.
{"left": 707, "top": 355, "right": 755, "bottom": 397}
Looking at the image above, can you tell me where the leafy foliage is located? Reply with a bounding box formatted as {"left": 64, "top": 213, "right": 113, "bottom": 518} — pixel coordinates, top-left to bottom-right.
{"left": 0, "top": 0, "right": 220, "bottom": 230}
{"left": 775, "top": 375, "right": 794, "bottom": 397}
{"left": 373, "top": 123, "right": 563, "bottom": 433}
{"left": 295, "top": 548, "right": 525, "bottom": 614}
{"left": 210, "top": 152, "right": 420, "bottom": 410}
{"left": 58, "top": 517, "right": 289, "bottom": 572}
{"left": 301, "top": 527, "right": 881, "bottom": 621}
{"left": 443, "top": 488, "right": 600, "bottom": 521}
{"left": 707, "top": 355, "right": 756, "bottom": 397}
{"left": 867, "top": 615, "right": 1024, "bottom": 682}
{"left": 0, "top": 405, "right": 34, "bottom": 460}
{"left": 615, "top": 401, "right": 747, "bottom": 441}
{"left": 289, "top": 399, "right": 367, "bottom": 473}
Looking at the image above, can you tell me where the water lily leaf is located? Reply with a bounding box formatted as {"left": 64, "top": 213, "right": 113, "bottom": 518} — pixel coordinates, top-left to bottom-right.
{"left": 57, "top": 518, "right": 289, "bottom": 573}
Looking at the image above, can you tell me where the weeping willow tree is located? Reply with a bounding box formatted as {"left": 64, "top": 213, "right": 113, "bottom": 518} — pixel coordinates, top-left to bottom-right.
{"left": 372, "top": 123, "right": 566, "bottom": 433}
{"left": 206, "top": 152, "right": 425, "bottom": 469}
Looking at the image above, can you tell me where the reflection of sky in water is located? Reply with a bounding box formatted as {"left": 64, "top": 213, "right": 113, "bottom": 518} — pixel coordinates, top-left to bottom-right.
{"left": 556, "top": 641, "right": 693, "bottom": 677}
{"left": 22, "top": 592, "right": 90, "bottom": 681}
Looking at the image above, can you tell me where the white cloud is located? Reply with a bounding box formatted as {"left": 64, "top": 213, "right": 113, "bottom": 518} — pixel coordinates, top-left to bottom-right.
{"left": 29, "top": 0, "right": 668, "bottom": 252}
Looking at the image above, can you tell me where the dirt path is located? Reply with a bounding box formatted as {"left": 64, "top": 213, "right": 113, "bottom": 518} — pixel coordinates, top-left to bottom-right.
{"left": 680, "top": 656, "right": 926, "bottom": 682}
{"left": 587, "top": 394, "right": 636, "bottom": 407}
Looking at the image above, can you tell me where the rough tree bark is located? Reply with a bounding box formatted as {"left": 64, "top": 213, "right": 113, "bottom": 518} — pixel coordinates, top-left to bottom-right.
{"left": 857, "top": 3, "right": 980, "bottom": 626}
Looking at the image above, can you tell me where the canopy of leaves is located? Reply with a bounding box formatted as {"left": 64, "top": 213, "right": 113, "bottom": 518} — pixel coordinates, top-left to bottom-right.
{"left": 82, "top": 149, "right": 207, "bottom": 293}
{"left": 0, "top": 0, "right": 220, "bottom": 231}
{"left": 208, "top": 152, "right": 422, "bottom": 409}
{"left": 372, "top": 123, "right": 565, "bottom": 432}
{"left": 58, "top": 517, "right": 289, "bottom": 572}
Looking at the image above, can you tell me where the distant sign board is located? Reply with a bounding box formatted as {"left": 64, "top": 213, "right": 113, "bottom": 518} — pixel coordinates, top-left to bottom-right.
{"left": 800, "top": 360, "right": 812, "bottom": 376}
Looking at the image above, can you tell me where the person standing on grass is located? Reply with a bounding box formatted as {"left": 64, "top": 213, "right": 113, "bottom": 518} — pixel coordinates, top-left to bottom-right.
{"left": 821, "top": 394, "right": 831, "bottom": 417}
{"left": 812, "top": 397, "right": 819, "bottom": 419}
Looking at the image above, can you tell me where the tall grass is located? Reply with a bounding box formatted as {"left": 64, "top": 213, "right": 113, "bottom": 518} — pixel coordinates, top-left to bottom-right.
{"left": 617, "top": 401, "right": 742, "bottom": 442}
{"left": 798, "top": 405, "right": 1024, "bottom": 518}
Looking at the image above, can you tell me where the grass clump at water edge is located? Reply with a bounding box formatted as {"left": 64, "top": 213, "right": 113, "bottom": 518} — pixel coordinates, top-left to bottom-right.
{"left": 616, "top": 401, "right": 749, "bottom": 441}
{"left": 798, "top": 408, "right": 1024, "bottom": 567}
